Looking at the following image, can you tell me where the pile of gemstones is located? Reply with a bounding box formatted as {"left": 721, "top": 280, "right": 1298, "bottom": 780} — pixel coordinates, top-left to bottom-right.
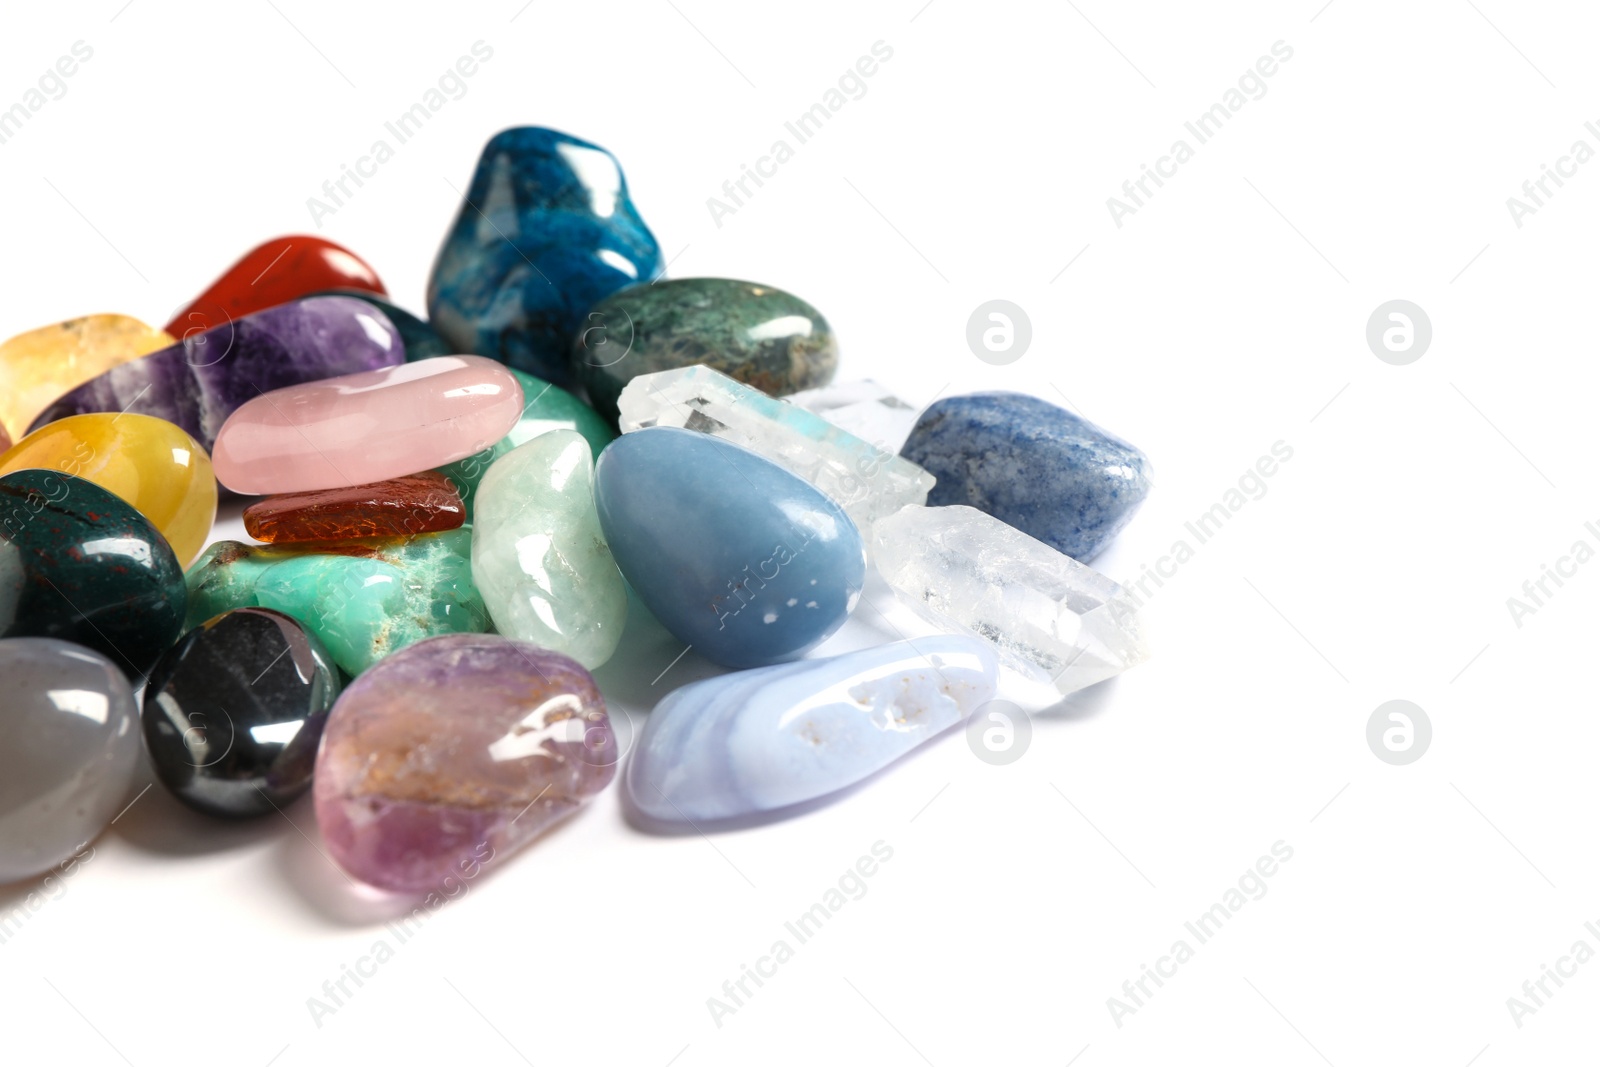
{"left": 0, "top": 127, "right": 1153, "bottom": 893}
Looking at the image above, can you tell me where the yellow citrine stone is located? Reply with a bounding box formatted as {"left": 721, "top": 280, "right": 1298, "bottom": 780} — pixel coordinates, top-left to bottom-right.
{"left": 0, "top": 413, "right": 217, "bottom": 565}
{"left": 0, "top": 314, "right": 176, "bottom": 440}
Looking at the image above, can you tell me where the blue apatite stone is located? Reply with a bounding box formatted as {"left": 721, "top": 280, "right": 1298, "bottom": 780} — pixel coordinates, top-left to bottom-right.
{"left": 625, "top": 637, "right": 998, "bottom": 824}
{"left": 901, "top": 392, "right": 1152, "bottom": 562}
{"left": 426, "top": 127, "right": 663, "bottom": 386}
{"left": 593, "top": 426, "right": 865, "bottom": 669}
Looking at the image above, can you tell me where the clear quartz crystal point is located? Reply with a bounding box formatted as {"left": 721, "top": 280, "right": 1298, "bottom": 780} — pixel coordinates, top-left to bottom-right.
{"left": 787, "top": 378, "right": 920, "bottom": 452}
{"left": 617, "top": 365, "right": 935, "bottom": 530}
{"left": 872, "top": 504, "right": 1149, "bottom": 695}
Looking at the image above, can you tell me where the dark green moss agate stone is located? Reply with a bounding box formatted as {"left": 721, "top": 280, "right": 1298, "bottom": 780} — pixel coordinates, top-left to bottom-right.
{"left": 571, "top": 277, "right": 838, "bottom": 423}
{"left": 0, "top": 470, "right": 186, "bottom": 678}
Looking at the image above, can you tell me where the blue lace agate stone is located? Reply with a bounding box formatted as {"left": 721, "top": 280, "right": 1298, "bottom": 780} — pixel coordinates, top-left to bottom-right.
{"left": 626, "top": 636, "right": 998, "bottom": 824}
{"left": 901, "top": 392, "right": 1152, "bottom": 562}
{"left": 593, "top": 427, "right": 865, "bottom": 669}
{"left": 427, "top": 127, "right": 663, "bottom": 386}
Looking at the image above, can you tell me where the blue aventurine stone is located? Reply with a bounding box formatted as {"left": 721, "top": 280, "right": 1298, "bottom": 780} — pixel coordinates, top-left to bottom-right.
{"left": 900, "top": 391, "right": 1152, "bottom": 562}
{"left": 593, "top": 426, "right": 865, "bottom": 669}
{"left": 426, "top": 127, "right": 663, "bottom": 386}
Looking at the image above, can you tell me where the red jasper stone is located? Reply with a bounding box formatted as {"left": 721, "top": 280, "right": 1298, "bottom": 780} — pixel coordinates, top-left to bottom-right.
{"left": 243, "top": 471, "right": 465, "bottom": 544}
{"left": 164, "top": 236, "right": 386, "bottom": 341}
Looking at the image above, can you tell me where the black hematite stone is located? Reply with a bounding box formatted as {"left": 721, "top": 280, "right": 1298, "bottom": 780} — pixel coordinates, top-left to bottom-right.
{"left": 142, "top": 607, "right": 341, "bottom": 819}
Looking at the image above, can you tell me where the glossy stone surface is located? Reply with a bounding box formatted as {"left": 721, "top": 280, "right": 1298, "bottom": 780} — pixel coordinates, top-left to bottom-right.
{"left": 164, "top": 236, "right": 385, "bottom": 340}
{"left": 873, "top": 505, "right": 1149, "bottom": 695}
{"left": 627, "top": 636, "right": 997, "bottom": 824}
{"left": 314, "top": 634, "right": 617, "bottom": 892}
{"left": 0, "top": 638, "right": 141, "bottom": 883}
{"left": 31, "top": 297, "right": 405, "bottom": 453}
{"left": 243, "top": 472, "right": 463, "bottom": 543}
{"left": 618, "top": 365, "right": 934, "bottom": 533}
{"left": 212, "top": 355, "right": 523, "bottom": 495}
{"left": 594, "top": 427, "right": 864, "bottom": 668}
{"left": 427, "top": 127, "right": 663, "bottom": 386}
{"left": 573, "top": 277, "right": 838, "bottom": 424}
{"left": 184, "top": 529, "right": 488, "bottom": 676}
{"left": 142, "top": 608, "right": 340, "bottom": 819}
{"left": 0, "top": 471, "right": 187, "bottom": 679}
{"left": 0, "top": 314, "right": 174, "bottom": 441}
{"left": 0, "top": 413, "right": 217, "bottom": 565}
{"left": 472, "top": 431, "right": 626, "bottom": 669}
{"left": 307, "top": 288, "right": 452, "bottom": 361}
{"left": 435, "top": 367, "right": 615, "bottom": 515}
{"left": 901, "top": 392, "right": 1152, "bottom": 562}
{"left": 789, "top": 379, "right": 920, "bottom": 453}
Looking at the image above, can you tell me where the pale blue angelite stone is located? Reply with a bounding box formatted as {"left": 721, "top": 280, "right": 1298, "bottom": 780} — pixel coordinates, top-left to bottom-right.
{"left": 625, "top": 636, "right": 998, "bottom": 823}
{"left": 593, "top": 426, "right": 865, "bottom": 668}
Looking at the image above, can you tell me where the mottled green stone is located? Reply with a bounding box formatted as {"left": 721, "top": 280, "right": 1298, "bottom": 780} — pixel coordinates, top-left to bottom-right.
{"left": 436, "top": 367, "right": 614, "bottom": 515}
{"left": 571, "top": 277, "right": 838, "bottom": 424}
{"left": 183, "top": 528, "right": 489, "bottom": 676}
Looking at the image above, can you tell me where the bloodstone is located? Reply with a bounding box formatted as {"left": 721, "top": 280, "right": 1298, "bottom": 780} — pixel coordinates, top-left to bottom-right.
{"left": 30, "top": 296, "right": 405, "bottom": 453}
{"left": 243, "top": 472, "right": 465, "bottom": 543}
{"left": 314, "top": 634, "right": 617, "bottom": 892}
{"left": 164, "top": 236, "right": 385, "bottom": 340}
{"left": 427, "top": 127, "right": 663, "bottom": 385}
{"left": 143, "top": 608, "right": 340, "bottom": 818}
{"left": 0, "top": 471, "right": 187, "bottom": 679}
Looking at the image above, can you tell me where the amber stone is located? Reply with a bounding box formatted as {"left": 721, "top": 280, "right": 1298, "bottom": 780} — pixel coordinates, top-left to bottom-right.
{"left": 242, "top": 471, "right": 465, "bottom": 543}
{"left": 164, "top": 235, "right": 385, "bottom": 340}
{"left": 0, "top": 314, "right": 175, "bottom": 440}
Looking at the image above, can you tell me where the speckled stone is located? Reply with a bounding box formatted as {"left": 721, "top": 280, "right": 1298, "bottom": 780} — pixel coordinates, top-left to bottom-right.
{"left": 0, "top": 471, "right": 187, "bottom": 679}
{"left": 900, "top": 392, "right": 1152, "bottom": 562}
{"left": 427, "top": 127, "right": 663, "bottom": 386}
{"left": 572, "top": 277, "right": 838, "bottom": 424}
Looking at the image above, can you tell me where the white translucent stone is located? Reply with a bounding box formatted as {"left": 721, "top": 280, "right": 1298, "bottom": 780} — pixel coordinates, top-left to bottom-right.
{"left": 872, "top": 504, "right": 1149, "bottom": 695}
{"left": 617, "top": 365, "right": 935, "bottom": 531}
{"left": 787, "top": 379, "right": 921, "bottom": 452}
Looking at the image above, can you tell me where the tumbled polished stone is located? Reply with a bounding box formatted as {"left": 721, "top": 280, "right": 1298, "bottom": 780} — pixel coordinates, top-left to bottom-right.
{"left": 874, "top": 505, "right": 1149, "bottom": 695}
{"left": 164, "top": 235, "right": 385, "bottom": 340}
{"left": 184, "top": 529, "right": 488, "bottom": 676}
{"left": 901, "top": 392, "right": 1152, "bottom": 562}
{"left": 627, "top": 636, "right": 998, "bottom": 824}
{"left": 31, "top": 297, "right": 405, "bottom": 453}
{"left": 573, "top": 277, "right": 838, "bottom": 424}
{"left": 143, "top": 608, "right": 339, "bottom": 818}
{"left": 435, "top": 367, "right": 614, "bottom": 515}
{"left": 0, "top": 413, "right": 217, "bottom": 565}
{"left": 243, "top": 472, "right": 464, "bottom": 543}
{"left": 0, "top": 314, "right": 174, "bottom": 441}
{"left": 594, "top": 427, "right": 865, "bottom": 668}
{"left": 307, "top": 288, "right": 452, "bottom": 361}
{"left": 314, "top": 634, "right": 617, "bottom": 892}
{"left": 472, "top": 431, "right": 626, "bottom": 669}
{"left": 618, "top": 365, "right": 934, "bottom": 533}
{"left": 0, "top": 638, "right": 141, "bottom": 884}
{"left": 0, "top": 471, "right": 187, "bottom": 679}
{"left": 212, "top": 355, "right": 523, "bottom": 495}
{"left": 789, "top": 379, "right": 920, "bottom": 453}
{"left": 427, "top": 127, "right": 663, "bottom": 385}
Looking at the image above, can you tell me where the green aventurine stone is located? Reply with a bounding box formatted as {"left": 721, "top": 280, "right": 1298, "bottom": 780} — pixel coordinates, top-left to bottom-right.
{"left": 570, "top": 277, "right": 839, "bottom": 424}
{"left": 183, "top": 528, "right": 489, "bottom": 676}
{"left": 436, "top": 367, "right": 614, "bottom": 515}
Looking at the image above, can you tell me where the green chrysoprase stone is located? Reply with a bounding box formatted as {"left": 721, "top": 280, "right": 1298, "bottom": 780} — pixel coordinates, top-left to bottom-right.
{"left": 436, "top": 367, "right": 614, "bottom": 515}
{"left": 183, "top": 529, "right": 489, "bottom": 676}
{"left": 571, "top": 277, "right": 838, "bottom": 423}
{"left": 470, "top": 430, "right": 627, "bottom": 669}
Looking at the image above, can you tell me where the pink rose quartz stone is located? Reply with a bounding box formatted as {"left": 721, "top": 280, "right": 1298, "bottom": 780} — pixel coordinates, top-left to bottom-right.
{"left": 211, "top": 355, "right": 523, "bottom": 495}
{"left": 313, "top": 634, "right": 617, "bottom": 893}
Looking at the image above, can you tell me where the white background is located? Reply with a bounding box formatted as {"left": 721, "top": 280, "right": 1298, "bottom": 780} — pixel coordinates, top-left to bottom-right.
{"left": 2, "top": 1, "right": 1597, "bottom": 1064}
